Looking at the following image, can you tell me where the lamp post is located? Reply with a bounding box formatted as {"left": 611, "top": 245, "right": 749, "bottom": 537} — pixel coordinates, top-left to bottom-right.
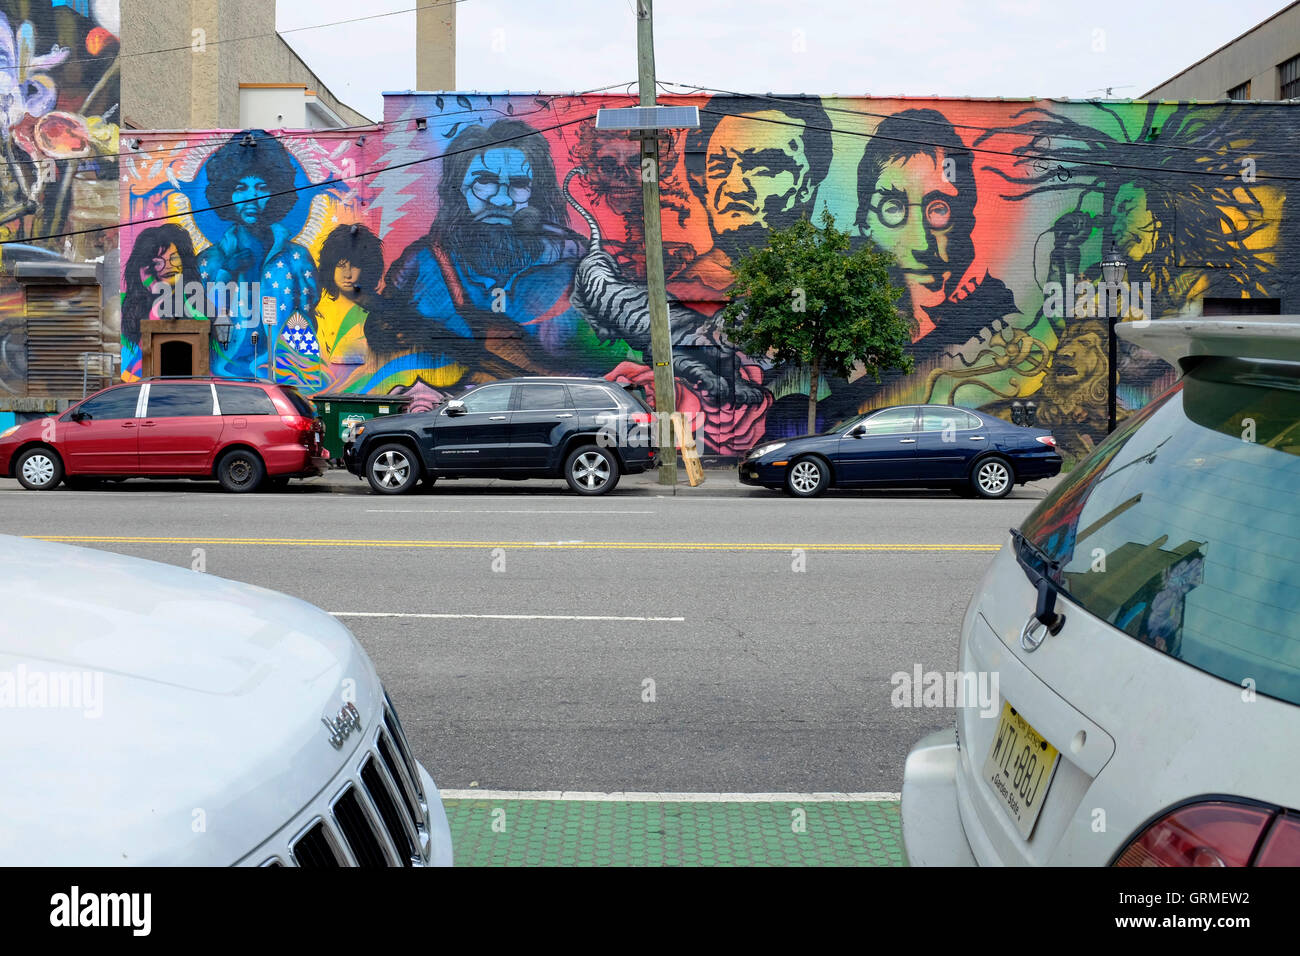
{"left": 1100, "top": 243, "right": 1128, "bottom": 434}
{"left": 212, "top": 313, "right": 233, "bottom": 349}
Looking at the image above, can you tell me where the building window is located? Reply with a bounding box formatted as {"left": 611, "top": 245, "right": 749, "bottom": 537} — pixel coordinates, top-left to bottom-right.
{"left": 1226, "top": 80, "right": 1251, "bottom": 100}
{"left": 1281, "top": 55, "right": 1300, "bottom": 99}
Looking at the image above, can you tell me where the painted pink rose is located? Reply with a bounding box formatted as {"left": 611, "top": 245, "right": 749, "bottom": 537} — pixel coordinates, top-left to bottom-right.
{"left": 604, "top": 361, "right": 772, "bottom": 456}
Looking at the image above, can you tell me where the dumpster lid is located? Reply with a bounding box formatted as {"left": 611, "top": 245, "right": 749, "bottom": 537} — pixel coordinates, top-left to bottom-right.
{"left": 313, "top": 392, "right": 415, "bottom": 403}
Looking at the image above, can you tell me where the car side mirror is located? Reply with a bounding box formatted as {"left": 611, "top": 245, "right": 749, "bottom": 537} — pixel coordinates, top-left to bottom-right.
{"left": 851, "top": 423, "right": 868, "bottom": 438}
{"left": 445, "top": 400, "right": 466, "bottom": 417}
{"left": 70, "top": 410, "right": 91, "bottom": 422}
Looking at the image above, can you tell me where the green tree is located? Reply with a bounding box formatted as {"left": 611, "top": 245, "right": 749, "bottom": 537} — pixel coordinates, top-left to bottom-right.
{"left": 721, "top": 210, "right": 914, "bottom": 434}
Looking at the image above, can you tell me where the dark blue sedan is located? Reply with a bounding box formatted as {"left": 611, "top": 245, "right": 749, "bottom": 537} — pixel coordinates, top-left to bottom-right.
{"left": 738, "top": 404, "right": 1062, "bottom": 498}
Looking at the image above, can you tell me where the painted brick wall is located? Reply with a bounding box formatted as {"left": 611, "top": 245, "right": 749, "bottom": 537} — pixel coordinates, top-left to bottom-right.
{"left": 117, "top": 93, "right": 1300, "bottom": 460}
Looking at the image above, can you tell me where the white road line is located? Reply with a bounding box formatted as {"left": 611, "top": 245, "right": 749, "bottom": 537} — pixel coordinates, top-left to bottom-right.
{"left": 438, "top": 790, "right": 901, "bottom": 802}
{"left": 330, "top": 611, "right": 685, "bottom": 622}
{"left": 364, "top": 509, "right": 656, "bottom": 514}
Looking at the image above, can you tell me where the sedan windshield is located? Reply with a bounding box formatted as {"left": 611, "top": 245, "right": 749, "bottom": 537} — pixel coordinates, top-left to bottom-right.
{"left": 1018, "top": 356, "right": 1300, "bottom": 706}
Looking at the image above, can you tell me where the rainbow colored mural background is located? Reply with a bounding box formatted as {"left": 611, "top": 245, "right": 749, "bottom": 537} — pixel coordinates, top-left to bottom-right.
{"left": 119, "top": 92, "right": 1299, "bottom": 461}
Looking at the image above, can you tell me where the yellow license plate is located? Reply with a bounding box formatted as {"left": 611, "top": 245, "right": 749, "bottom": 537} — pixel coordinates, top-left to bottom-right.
{"left": 981, "top": 701, "right": 1061, "bottom": 840}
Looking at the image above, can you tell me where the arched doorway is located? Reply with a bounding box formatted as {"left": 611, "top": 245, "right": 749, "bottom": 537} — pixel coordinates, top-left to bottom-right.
{"left": 159, "top": 339, "right": 194, "bottom": 376}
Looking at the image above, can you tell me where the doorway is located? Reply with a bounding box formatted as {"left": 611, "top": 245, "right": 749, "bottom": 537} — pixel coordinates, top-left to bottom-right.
{"left": 159, "top": 339, "right": 194, "bottom": 376}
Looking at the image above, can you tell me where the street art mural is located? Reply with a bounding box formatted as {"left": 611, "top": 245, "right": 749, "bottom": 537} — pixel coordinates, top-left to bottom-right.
{"left": 118, "top": 93, "right": 1300, "bottom": 461}
{"left": 0, "top": 0, "right": 119, "bottom": 396}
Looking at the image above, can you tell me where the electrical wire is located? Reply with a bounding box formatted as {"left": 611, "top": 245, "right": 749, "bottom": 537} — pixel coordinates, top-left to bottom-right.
{"left": 663, "top": 80, "right": 1299, "bottom": 159}
{"left": 691, "top": 105, "right": 1300, "bottom": 184}
{"left": 0, "top": 111, "right": 597, "bottom": 246}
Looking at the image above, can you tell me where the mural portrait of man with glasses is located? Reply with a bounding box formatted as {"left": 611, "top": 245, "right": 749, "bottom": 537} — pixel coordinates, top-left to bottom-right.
{"left": 856, "top": 108, "right": 1017, "bottom": 352}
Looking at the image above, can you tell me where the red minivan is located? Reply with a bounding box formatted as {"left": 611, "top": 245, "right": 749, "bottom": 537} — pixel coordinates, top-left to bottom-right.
{"left": 0, "top": 378, "right": 328, "bottom": 492}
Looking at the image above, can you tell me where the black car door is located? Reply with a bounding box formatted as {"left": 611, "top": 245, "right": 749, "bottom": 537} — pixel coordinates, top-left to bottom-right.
{"left": 430, "top": 383, "right": 515, "bottom": 470}
{"left": 508, "top": 383, "right": 575, "bottom": 469}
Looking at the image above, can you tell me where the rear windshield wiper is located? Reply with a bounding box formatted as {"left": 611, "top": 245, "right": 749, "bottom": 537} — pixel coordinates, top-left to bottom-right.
{"left": 1009, "top": 527, "right": 1067, "bottom": 637}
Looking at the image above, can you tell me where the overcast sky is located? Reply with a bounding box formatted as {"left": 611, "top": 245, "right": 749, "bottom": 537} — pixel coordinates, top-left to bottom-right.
{"left": 277, "top": 0, "right": 1290, "bottom": 122}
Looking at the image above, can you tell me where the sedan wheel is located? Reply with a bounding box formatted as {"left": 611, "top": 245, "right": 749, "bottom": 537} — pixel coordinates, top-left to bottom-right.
{"left": 972, "top": 456, "right": 1014, "bottom": 499}
{"left": 565, "top": 444, "right": 620, "bottom": 495}
{"left": 785, "top": 457, "right": 828, "bottom": 498}
{"left": 16, "top": 448, "right": 62, "bottom": 491}
{"left": 366, "top": 443, "right": 420, "bottom": 495}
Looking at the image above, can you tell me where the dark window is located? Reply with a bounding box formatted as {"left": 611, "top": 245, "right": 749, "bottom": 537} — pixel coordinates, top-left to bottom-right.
{"left": 146, "top": 384, "right": 213, "bottom": 417}
{"left": 862, "top": 407, "right": 917, "bottom": 434}
{"left": 569, "top": 384, "right": 620, "bottom": 409}
{"left": 1203, "top": 297, "right": 1281, "bottom": 316}
{"left": 69, "top": 385, "right": 140, "bottom": 421}
{"left": 1281, "top": 55, "right": 1300, "bottom": 99}
{"left": 459, "top": 385, "right": 512, "bottom": 413}
{"left": 517, "top": 384, "right": 572, "bottom": 410}
{"left": 1226, "top": 80, "right": 1251, "bottom": 100}
{"left": 1019, "top": 357, "right": 1300, "bottom": 706}
{"left": 216, "top": 385, "right": 277, "bottom": 415}
{"left": 279, "top": 386, "right": 317, "bottom": 418}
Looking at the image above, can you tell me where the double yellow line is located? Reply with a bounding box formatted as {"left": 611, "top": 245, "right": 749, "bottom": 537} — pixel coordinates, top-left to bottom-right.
{"left": 28, "top": 535, "right": 1001, "bottom": 553}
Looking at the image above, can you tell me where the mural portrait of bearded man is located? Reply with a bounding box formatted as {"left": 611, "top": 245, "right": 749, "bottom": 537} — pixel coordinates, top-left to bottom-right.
{"left": 366, "top": 119, "right": 593, "bottom": 377}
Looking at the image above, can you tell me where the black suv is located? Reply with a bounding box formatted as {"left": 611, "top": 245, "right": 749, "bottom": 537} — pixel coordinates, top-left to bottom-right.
{"left": 343, "top": 377, "right": 660, "bottom": 495}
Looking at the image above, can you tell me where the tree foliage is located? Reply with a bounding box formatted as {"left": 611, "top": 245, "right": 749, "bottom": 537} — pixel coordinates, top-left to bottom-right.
{"left": 721, "top": 210, "right": 914, "bottom": 432}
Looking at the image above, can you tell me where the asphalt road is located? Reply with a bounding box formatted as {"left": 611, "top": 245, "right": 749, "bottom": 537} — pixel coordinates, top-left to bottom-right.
{"left": 0, "top": 472, "right": 1056, "bottom": 793}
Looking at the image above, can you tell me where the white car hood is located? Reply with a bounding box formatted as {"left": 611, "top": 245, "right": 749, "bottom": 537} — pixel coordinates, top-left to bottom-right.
{"left": 0, "top": 535, "right": 382, "bottom": 865}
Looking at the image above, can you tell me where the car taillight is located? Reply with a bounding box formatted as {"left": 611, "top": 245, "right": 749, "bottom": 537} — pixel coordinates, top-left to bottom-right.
{"left": 280, "top": 415, "right": 316, "bottom": 446}
{"left": 630, "top": 413, "right": 653, "bottom": 425}
{"left": 1114, "top": 800, "right": 1289, "bottom": 867}
{"left": 1035, "top": 435, "right": 1057, "bottom": 447}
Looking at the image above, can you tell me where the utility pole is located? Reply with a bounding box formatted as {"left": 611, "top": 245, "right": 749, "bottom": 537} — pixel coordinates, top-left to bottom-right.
{"left": 636, "top": 0, "right": 677, "bottom": 487}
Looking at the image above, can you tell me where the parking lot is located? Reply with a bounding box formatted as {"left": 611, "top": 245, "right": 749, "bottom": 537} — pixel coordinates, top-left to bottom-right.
{"left": 1, "top": 469, "right": 1056, "bottom": 864}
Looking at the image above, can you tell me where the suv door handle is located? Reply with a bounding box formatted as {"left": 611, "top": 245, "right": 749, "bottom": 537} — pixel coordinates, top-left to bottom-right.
{"left": 121, "top": 421, "right": 136, "bottom": 428}
{"left": 489, "top": 415, "right": 507, "bottom": 420}
{"left": 141, "top": 421, "right": 156, "bottom": 427}
{"left": 555, "top": 413, "right": 573, "bottom": 418}
{"left": 969, "top": 436, "right": 986, "bottom": 440}
{"left": 898, "top": 438, "right": 917, "bottom": 443}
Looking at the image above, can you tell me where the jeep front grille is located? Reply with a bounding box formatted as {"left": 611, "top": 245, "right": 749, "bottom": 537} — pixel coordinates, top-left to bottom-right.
{"left": 284, "top": 697, "right": 433, "bottom": 867}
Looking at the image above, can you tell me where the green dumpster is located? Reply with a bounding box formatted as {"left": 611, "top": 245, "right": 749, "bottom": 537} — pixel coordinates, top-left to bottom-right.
{"left": 314, "top": 393, "right": 415, "bottom": 467}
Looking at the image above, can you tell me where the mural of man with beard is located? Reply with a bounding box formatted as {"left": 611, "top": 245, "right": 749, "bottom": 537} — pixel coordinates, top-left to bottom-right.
{"left": 682, "top": 96, "right": 832, "bottom": 298}
{"left": 366, "top": 119, "right": 590, "bottom": 378}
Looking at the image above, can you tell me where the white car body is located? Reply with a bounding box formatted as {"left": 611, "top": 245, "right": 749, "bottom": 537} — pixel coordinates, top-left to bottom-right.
{"left": 903, "top": 316, "right": 1300, "bottom": 866}
{"left": 0, "top": 535, "right": 453, "bottom": 866}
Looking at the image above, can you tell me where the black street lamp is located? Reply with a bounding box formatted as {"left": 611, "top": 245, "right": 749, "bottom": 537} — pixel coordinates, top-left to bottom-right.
{"left": 212, "top": 313, "right": 233, "bottom": 348}
{"left": 1100, "top": 243, "right": 1128, "bottom": 434}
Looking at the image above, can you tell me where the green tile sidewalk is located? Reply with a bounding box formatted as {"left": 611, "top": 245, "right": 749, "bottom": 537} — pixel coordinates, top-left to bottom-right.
{"left": 443, "top": 799, "right": 905, "bottom": 866}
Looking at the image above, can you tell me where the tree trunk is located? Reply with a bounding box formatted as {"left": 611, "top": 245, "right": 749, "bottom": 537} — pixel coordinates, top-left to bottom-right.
{"left": 806, "top": 352, "right": 820, "bottom": 435}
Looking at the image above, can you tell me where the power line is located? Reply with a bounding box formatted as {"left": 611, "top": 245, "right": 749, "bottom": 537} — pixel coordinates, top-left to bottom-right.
{"left": 6, "top": 81, "right": 634, "bottom": 169}
{"left": 667, "top": 81, "right": 1298, "bottom": 158}
{"left": 30, "top": 0, "right": 473, "bottom": 71}
{"left": 692, "top": 105, "right": 1300, "bottom": 184}
{"left": 1, "top": 112, "right": 597, "bottom": 246}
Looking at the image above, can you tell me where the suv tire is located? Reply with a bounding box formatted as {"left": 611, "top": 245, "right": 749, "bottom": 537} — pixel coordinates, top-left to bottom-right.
{"left": 216, "top": 448, "right": 266, "bottom": 493}
{"left": 564, "top": 444, "right": 619, "bottom": 495}
{"left": 15, "top": 447, "right": 63, "bottom": 491}
{"left": 366, "top": 443, "right": 421, "bottom": 495}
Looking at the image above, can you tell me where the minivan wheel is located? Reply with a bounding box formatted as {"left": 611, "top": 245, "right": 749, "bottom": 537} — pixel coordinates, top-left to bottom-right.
{"left": 564, "top": 444, "right": 619, "bottom": 495}
{"left": 971, "top": 456, "right": 1014, "bottom": 499}
{"left": 785, "top": 456, "right": 829, "bottom": 498}
{"left": 366, "top": 443, "right": 420, "bottom": 495}
{"left": 216, "top": 448, "right": 266, "bottom": 493}
{"left": 15, "top": 447, "right": 62, "bottom": 491}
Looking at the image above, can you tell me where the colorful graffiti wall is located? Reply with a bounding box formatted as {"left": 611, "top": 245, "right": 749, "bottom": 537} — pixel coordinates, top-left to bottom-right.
{"left": 119, "top": 92, "right": 1299, "bottom": 459}
{"left": 0, "top": 0, "right": 119, "bottom": 397}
